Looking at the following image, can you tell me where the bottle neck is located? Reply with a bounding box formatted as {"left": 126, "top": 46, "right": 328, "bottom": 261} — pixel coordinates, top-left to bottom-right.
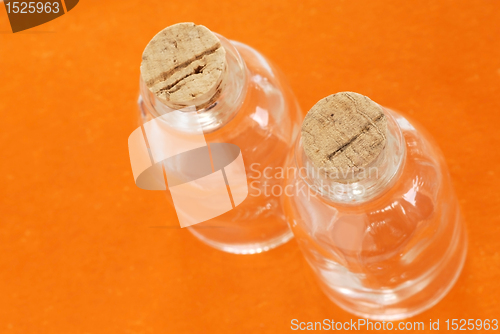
{"left": 138, "top": 33, "right": 248, "bottom": 133}
{"left": 294, "top": 108, "right": 406, "bottom": 204}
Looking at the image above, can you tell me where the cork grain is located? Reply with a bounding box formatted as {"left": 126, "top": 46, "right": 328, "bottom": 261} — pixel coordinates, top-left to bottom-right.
{"left": 141, "top": 22, "right": 226, "bottom": 106}
{"left": 301, "top": 92, "right": 387, "bottom": 175}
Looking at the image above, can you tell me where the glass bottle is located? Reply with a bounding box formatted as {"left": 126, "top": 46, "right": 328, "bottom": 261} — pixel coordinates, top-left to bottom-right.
{"left": 137, "top": 23, "right": 302, "bottom": 254}
{"left": 283, "top": 92, "right": 467, "bottom": 320}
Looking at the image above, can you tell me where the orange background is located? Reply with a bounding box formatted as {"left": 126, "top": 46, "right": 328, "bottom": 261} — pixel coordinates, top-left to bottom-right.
{"left": 1, "top": 0, "right": 499, "bottom": 333}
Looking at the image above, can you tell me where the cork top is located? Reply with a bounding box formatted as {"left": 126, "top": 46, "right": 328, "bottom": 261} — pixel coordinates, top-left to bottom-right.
{"left": 301, "top": 92, "right": 387, "bottom": 177}
{"left": 141, "top": 22, "right": 226, "bottom": 108}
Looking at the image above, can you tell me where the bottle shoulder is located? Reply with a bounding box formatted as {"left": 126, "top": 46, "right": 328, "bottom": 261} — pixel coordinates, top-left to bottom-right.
{"left": 290, "top": 111, "right": 450, "bottom": 209}
{"left": 285, "top": 111, "right": 457, "bottom": 255}
{"left": 201, "top": 40, "right": 302, "bottom": 154}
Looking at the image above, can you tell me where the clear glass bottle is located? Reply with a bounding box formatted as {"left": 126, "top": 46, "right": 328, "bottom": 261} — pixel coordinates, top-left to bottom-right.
{"left": 283, "top": 95, "right": 467, "bottom": 320}
{"left": 137, "top": 26, "right": 302, "bottom": 254}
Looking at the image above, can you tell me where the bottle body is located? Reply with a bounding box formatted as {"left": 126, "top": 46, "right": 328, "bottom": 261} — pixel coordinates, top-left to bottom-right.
{"left": 138, "top": 35, "right": 302, "bottom": 254}
{"left": 284, "top": 108, "right": 467, "bottom": 320}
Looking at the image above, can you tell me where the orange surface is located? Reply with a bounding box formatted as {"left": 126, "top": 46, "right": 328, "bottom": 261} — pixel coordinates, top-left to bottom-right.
{"left": 1, "top": 1, "right": 499, "bottom": 333}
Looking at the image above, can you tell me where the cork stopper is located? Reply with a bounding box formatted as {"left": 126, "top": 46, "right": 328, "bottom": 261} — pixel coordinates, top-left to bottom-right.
{"left": 301, "top": 92, "right": 387, "bottom": 178}
{"left": 140, "top": 22, "right": 226, "bottom": 108}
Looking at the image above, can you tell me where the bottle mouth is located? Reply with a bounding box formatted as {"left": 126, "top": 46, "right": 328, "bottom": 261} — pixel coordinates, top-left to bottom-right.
{"left": 294, "top": 107, "right": 406, "bottom": 204}
{"left": 301, "top": 92, "right": 389, "bottom": 175}
{"left": 140, "top": 23, "right": 227, "bottom": 110}
{"left": 138, "top": 33, "right": 248, "bottom": 134}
